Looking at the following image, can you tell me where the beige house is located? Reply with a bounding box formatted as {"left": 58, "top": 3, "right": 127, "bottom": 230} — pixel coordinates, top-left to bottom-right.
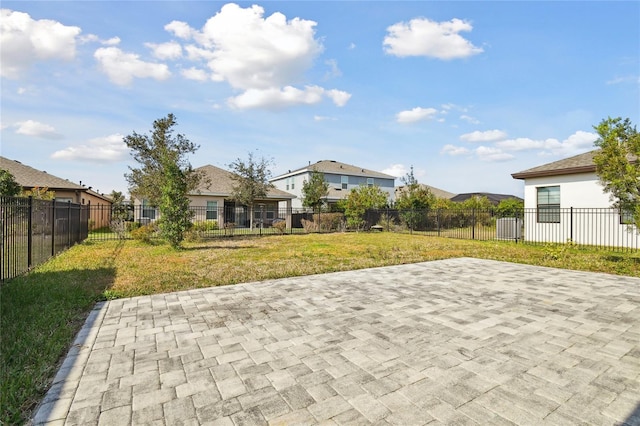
{"left": 134, "top": 164, "right": 296, "bottom": 228}
{"left": 0, "top": 156, "right": 113, "bottom": 228}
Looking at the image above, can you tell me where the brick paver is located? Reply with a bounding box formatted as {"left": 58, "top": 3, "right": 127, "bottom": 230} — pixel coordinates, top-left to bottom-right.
{"left": 33, "top": 258, "right": 640, "bottom": 425}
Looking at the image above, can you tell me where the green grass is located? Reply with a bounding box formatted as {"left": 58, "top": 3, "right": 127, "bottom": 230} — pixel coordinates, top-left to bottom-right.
{"left": 2, "top": 232, "right": 640, "bottom": 424}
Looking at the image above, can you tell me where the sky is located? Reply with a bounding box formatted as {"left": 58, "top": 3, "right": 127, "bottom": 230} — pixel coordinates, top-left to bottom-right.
{"left": 1, "top": 1, "right": 638, "bottom": 199}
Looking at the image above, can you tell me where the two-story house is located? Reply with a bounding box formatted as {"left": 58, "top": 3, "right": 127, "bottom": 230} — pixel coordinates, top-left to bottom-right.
{"left": 270, "top": 160, "right": 396, "bottom": 210}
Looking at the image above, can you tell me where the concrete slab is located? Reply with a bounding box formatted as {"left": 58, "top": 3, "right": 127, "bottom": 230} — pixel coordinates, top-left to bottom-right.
{"left": 33, "top": 258, "right": 640, "bottom": 425}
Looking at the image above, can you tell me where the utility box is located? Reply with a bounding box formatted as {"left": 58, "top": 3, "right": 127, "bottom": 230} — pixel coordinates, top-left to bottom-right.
{"left": 496, "top": 217, "right": 523, "bottom": 240}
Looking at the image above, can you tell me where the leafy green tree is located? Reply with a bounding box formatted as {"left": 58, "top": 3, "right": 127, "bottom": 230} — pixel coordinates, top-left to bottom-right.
{"left": 593, "top": 117, "right": 640, "bottom": 227}
{"left": 228, "top": 152, "right": 274, "bottom": 230}
{"left": 22, "top": 186, "right": 55, "bottom": 200}
{"left": 395, "top": 166, "right": 435, "bottom": 230}
{"left": 0, "top": 170, "right": 21, "bottom": 197}
{"left": 302, "top": 168, "right": 329, "bottom": 215}
{"left": 495, "top": 198, "right": 524, "bottom": 217}
{"left": 458, "top": 195, "right": 493, "bottom": 210}
{"left": 124, "top": 114, "right": 204, "bottom": 248}
{"left": 339, "top": 185, "right": 388, "bottom": 231}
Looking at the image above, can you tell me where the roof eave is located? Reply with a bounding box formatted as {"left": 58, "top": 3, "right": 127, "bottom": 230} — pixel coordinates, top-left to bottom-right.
{"left": 511, "top": 165, "right": 596, "bottom": 180}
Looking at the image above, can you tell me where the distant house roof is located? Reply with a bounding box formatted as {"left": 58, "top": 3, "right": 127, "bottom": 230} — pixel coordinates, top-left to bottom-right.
{"left": 193, "top": 165, "right": 295, "bottom": 200}
{"left": 395, "top": 184, "right": 456, "bottom": 200}
{"left": 0, "top": 156, "right": 85, "bottom": 190}
{"left": 272, "top": 160, "right": 395, "bottom": 180}
{"left": 450, "top": 192, "right": 523, "bottom": 205}
{"left": 511, "top": 150, "right": 598, "bottom": 180}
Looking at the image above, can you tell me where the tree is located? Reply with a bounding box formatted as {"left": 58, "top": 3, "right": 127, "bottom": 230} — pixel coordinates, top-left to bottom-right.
{"left": 495, "top": 198, "right": 524, "bottom": 218}
{"left": 458, "top": 195, "right": 493, "bottom": 210}
{"left": 395, "top": 166, "right": 435, "bottom": 231}
{"left": 21, "top": 186, "right": 55, "bottom": 200}
{"left": 228, "top": 152, "right": 275, "bottom": 230}
{"left": 0, "top": 170, "right": 21, "bottom": 197}
{"left": 593, "top": 117, "right": 640, "bottom": 227}
{"left": 302, "top": 168, "right": 329, "bottom": 214}
{"left": 124, "top": 114, "right": 204, "bottom": 248}
{"left": 109, "top": 190, "right": 130, "bottom": 238}
{"left": 338, "top": 185, "right": 388, "bottom": 231}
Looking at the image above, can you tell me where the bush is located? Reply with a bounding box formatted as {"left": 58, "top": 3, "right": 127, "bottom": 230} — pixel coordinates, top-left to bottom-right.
{"left": 272, "top": 219, "right": 287, "bottom": 234}
{"left": 126, "top": 221, "right": 141, "bottom": 232}
{"left": 301, "top": 218, "right": 318, "bottom": 233}
{"left": 130, "top": 223, "right": 157, "bottom": 243}
{"left": 376, "top": 213, "right": 398, "bottom": 232}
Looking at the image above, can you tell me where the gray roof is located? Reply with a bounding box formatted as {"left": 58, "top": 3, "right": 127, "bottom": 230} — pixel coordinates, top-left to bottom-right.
{"left": 0, "top": 156, "right": 84, "bottom": 190}
{"left": 395, "top": 184, "right": 456, "bottom": 200}
{"left": 193, "top": 165, "right": 295, "bottom": 200}
{"left": 511, "top": 150, "right": 598, "bottom": 179}
{"left": 273, "top": 160, "right": 395, "bottom": 180}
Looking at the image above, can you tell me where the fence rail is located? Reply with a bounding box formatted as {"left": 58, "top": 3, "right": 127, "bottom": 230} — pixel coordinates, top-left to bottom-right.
{"left": 3, "top": 200, "right": 638, "bottom": 281}
{"left": 1, "top": 197, "right": 88, "bottom": 281}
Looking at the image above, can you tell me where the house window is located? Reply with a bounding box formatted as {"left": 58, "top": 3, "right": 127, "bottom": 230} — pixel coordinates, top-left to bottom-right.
{"left": 254, "top": 204, "right": 276, "bottom": 220}
{"left": 286, "top": 177, "right": 290, "bottom": 191}
{"left": 341, "top": 176, "right": 348, "bottom": 190}
{"left": 367, "top": 178, "right": 374, "bottom": 187}
{"left": 291, "top": 177, "right": 295, "bottom": 190}
{"left": 206, "top": 201, "right": 218, "bottom": 220}
{"left": 142, "top": 199, "right": 156, "bottom": 219}
{"left": 537, "top": 186, "right": 560, "bottom": 223}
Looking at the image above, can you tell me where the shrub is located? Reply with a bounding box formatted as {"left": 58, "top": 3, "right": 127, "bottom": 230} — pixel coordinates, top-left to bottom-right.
{"left": 377, "top": 213, "right": 398, "bottom": 232}
{"left": 301, "top": 218, "right": 318, "bottom": 233}
{"left": 272, "top": 219, "right": 287, "bottom": 234}
{"left": 126, "top": 221, "right": 141, "bottom": 232}
{"left": 130, "top": 223, "right": 157, "bottom": 243}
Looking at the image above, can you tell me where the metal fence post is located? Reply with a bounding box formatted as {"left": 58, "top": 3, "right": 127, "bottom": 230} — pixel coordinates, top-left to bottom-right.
{"left": 51, "top": 199, "right": 56, "bottom": 256}
{"left": 570, "top": 206, "right": 574, "bottom": 242}
{"left": 27, "top": 196, "right": 33, "bottom": 270}
{"left": 472, "top": 208, "right": 476, "bottom": 240}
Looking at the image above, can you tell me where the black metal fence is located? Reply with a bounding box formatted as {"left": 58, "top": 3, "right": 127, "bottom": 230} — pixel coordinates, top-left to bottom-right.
{"left": 1, "top": 197, "right": 88, "bottom": 281}
{"left": 3, "top": 201, "right": 638, "bottom": 281}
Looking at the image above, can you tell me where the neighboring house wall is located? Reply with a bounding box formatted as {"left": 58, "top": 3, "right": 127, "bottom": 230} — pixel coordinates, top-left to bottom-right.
{"left": 513, "top": 151, "right": 640, "bottom": 248}
{"left": 521, "top": 172, "right": 610, "bottom": 209}
{"left": 271, "top": 160, "right": 395, "bottom": 209}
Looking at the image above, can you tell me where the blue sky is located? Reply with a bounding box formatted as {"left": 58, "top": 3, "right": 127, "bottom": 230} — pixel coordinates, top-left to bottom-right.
{"left": 1, "top": 1, "right": 638, "bottom": 198}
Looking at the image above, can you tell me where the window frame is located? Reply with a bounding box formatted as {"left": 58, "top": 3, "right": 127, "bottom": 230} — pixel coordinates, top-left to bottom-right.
{"left": 366, "top": 177, "right": 374, "bottom": 187}
{"left": 341, "top": 175, "right": 348, "bottom": 190}
{"left": 141, "top": 199, "right": 157, "bottom": 220}
{"left": 206, "top": 201, "right": 218, "bottom": 221}
{"left": 536, "top": 186, "right": 560, "bottom": 223}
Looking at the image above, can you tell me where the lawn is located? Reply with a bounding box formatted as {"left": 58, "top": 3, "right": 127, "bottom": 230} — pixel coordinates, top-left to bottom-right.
{"left": 2, "top": 232, "right": 640, "bottom": 424}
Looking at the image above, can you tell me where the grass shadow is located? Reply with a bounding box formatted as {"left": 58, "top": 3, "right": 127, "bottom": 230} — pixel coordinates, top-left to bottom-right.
{"left": 0, "top": 266, "right": 116, "bottom": 425}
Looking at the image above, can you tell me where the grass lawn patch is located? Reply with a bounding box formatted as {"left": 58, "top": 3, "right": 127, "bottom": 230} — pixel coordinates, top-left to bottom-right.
{"left": 2, "top": 232, "right": 640, "bottom": 423}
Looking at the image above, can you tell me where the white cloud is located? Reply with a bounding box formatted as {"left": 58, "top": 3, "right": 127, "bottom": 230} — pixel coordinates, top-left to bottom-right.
{"left": 145, "top": 41, "right": 182, "bottom": 60}
{"left": 181, "top": 67, "right": 208, "bottom": 81}
{"left": 51, "top": 134, "right": 128, "bottom": 162}
{"left": 460, "top": 129, "right": 508, "bottom": 143}
{"left": 460, "top": 114, "right": 480, "bottom": 124}
{"left": 94, "top": 47, "right": 171, "bottom": 86}
{"left": 496, "top": 130, "right": 597, "bottom": 156}
{"left": 165, "top": 20, "right": 195, "bottom": 39}
{"left": 229, "top": 85, "right": 347, "bottom": 109}
{"left": 326, "top": 89, "right": 351, "bottom": 107}
{"left": 165, "top": 3, "right": 350, "bottom": 110}
{"left": 441, "top": 144, "right": 469, "bottom": 156}
{"left": 384, "top": 17, "right": 483, "bottom": 60}
{"left": 180, "top": 3, "right": 323, "bottom": 90}
{"left": 80, "top": 34, "right": 120, "bottom": 46}
{"left": 314, "top": 115, "right": 336, "bottom": 121}
{"left": 475, "top": 146, "right": 514, "bottom": 162}
{"left": 324, "top": 59, "right": 341, "bottom": 79}
{"left": 381, "top": 164, "right": 408, "bottom": 178}
{"left": 396, "top": 107, "right": 439, "bottom": 124}
{"left": 14, "top": 120, "right": 62, "bottom": 139}
{"left": 1, "top": 9, "right": 82, "bottom": 78}
{"left": 606, "top": 75, "right": 640, "bottom": 85}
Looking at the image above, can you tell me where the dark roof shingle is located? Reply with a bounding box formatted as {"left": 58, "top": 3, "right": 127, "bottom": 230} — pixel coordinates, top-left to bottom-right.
{"left": 511, "top": 150, "right": 597, "bottom": 179}
{"left": 0, "top": 156, "right": 84, "bottom": 190}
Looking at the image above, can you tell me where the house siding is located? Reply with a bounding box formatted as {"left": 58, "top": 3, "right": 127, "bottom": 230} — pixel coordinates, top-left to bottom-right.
{"left": 519, "top": 171, "right": 640, "bottom": 248}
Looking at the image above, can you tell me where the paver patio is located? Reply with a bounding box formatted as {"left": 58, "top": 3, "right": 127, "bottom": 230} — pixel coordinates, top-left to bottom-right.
{"left": 33, "top": 258, "right": 640, "bottom": 425}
